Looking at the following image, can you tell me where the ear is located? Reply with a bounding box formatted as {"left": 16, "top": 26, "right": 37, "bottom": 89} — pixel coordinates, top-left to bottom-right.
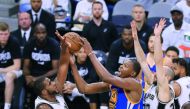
{"left": 41, "top": 89, "right": 47, "bottom": 95}
{"left": 131, "top": 72, "right": 136, "bottom": 77}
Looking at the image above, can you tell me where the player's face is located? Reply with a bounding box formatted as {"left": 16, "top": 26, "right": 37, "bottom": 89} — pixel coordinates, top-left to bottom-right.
{"left": 92, "top": 3, "right": 103, "bottom": 19}
{"left": 31, "top": 0, "right": 42, "bottom": 12}
{"left": 43, "top": 78, "right": 58, "bottom": 94}
{"left": 122, "top": 28, "right": 133, "bottom": 45}
{"left": 118, "top": 60, "right": 134, "bottom": 78}
{"left": 132, "top": 6, "right": 145, "bottom": 22}
{"left": 165, "top": 50, "right": 178, "bottom": 60}
{"left": 35, "top": 27, "right": 47, "bottom": 42}
{"left": 18, "top": 13, "right": 31, "bottom": 30}
{"left": 75, "top": 48, "right": 87, "bottom": 63}
{"left": 148, "top": 36, "right": 155, "bottom": 53}
{"left": 0, "top": 30, "right": 10, "bottom": 46}
{"left": 172, "top": 63, "right": 181, "bottom": 76}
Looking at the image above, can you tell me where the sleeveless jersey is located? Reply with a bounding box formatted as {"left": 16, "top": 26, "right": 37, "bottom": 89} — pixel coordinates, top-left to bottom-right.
{"left": 174, "top": 76, "right": 190, "bottom": 109}
{"left": 35, "top": 94, "right": 69, "bottom": 109}
{"left": 144, "top": 84, "right": 175, "bottom": 109}
{"left": 109, "top": 84, "right": 143, "bottom": 109}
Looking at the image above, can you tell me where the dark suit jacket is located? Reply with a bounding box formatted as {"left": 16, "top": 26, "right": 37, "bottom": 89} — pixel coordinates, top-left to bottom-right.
{"left": 11, "top": 28, "right": 34, "bottom": 47}
{"left": 27, "top": 9, "right": 56, "bottom": 38}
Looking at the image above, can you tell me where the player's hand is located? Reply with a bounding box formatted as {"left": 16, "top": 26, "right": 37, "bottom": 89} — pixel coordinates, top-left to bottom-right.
{"left": 55, "top": 31, "right": 71, "bottom": 56}
{"left": 130, "top": 20, "right": 138, "bottom": 40}
{"left": 63, "top": 81, "right": 76, "bottom": 94}
{"left": 82, "top": 38, "right": 93, "bottom": 56}
{"left": 154, "top": 18, "right": 166, "bottom": 37}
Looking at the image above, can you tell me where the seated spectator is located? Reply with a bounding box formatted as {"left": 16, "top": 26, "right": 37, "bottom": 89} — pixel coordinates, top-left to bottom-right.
{"left": 82, "top": 1, "right": 118, "bottom": 53}
{"left": 106, "top": 25, "right": 147, "bottom": 75}
{"left": 23, "top": 23, "right": 60, "bottom": 109}
{"left": 176, "top": 0, "right": 190, "bottom": 24}
{"left": 182, "top": 101, "right": 190, "bottom": 109}
{"left": 163, "top": 46, "right": 179, "bottom": 67}
{"left": 11, "top": 12, "right": 33, "bottom": 51}
{"left": 132, "top": 4, "right": 153, "bottom": 47}
{"left": 27, "top": 0, "right": 56, "bottom": 37}
{"left": 0, "top": 22, "right": 22, "bottom": 109}
{"left": 162, "top": 6, "right": 190, "bottom": 57}
{"left": 72, "top": 0, "right": 108, "bottom": 31}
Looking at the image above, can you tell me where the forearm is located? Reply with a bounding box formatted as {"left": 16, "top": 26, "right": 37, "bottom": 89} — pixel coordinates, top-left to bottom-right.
{"left": 1, "top": 62, "right": 20, "bottom": 73}
{"left": 154, "top": 35, "right": 163, "bottom": 65}
{"left": 36, "top": 69, "right": 58, "bottom": 80}
{"left": 134, "top": 39, "right": 154, "bottom": 84}
{"left": 88, "top": 53, "right": 114, "bottom": 83}
{"left": 70, "top": 63, "right": 88, "bottom": 93}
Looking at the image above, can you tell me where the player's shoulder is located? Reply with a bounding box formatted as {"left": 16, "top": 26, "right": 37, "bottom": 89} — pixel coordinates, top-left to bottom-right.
{"left": 36, "top": 103, "right": 53, "bottom": 109}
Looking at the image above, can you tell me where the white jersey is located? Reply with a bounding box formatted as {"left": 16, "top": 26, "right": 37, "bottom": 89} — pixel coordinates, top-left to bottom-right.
{"left": 35, "top": 94, "right": 69, "bottom": 109}
{"left": 175, "top": 76, "right": 190, "bottom": 109}
{"left": 143, "top": 84, "right": 175, "bottom": 109}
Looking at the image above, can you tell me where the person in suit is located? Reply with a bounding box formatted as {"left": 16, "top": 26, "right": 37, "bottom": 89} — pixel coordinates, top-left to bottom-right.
{"left": 11, "top": 12, "right": 33, "bottom": 50}
{"left": 27, "top": 0, "right": 56, "bottom": 37}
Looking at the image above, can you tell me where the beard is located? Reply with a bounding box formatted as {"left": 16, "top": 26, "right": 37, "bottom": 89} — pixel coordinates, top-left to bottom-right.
{"left": 173, "top": 19, "right": 183, "bottom": 27}
{"left": 93, "top": 13, "right": 102, "bottom": 19}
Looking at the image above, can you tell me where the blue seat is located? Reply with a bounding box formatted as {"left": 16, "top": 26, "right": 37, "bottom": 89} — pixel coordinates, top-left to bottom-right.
{"left": 147, "top": 17, "right": 171, "bottom": 29}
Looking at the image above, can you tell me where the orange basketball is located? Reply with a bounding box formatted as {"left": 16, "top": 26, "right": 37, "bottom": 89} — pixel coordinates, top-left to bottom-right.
{"left": 64, "top": 32, "right": 83, "bottom": 53}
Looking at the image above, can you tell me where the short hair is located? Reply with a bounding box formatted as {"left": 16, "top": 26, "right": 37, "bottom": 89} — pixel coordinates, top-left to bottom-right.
{"left": 166, "top": 46, "right": 179, "bottom": 56}
{"left": 92, "top": 1, "right": 103, "bottom": 8}
{"left": 0, "top": 22, "right": 9, "bottom": 31}
{"left": 124, "top": 25, "right": 132, "bottom": 30}
{"left": 172, "top": 58, "right": 188, "bottom": 74}
{"left": 33, "top": 77, "right": 46, "bottom": 96}
{"left": 130, "top": 59, "right": 141, "bottom": 77}
{"left": 182, "top": 101, "right": 190, "bottom": 109}
{"left": 163, "top": 66, "right": 175, "bottom": 80}
{"left": 34, "top": 23, "right": 47, "bottom": 33}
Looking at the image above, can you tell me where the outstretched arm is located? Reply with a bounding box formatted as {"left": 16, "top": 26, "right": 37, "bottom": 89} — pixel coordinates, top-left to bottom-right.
{"left": 55, "top": 31, "right": 70, "bottom": 92}
{"left": 154, "top": 18, "right": 171, "bottom": 102}
{"left": 69, "top": 55, "right": 109, "bottom": 94}
{"left": 82, "top": 38, "right": 141, "bottom": 91}
{"left": 131, "top": 21, "right": 154, "bottom": 85}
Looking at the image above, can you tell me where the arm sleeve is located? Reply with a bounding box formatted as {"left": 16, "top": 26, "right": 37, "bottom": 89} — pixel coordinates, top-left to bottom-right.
{"left": 11, "top": 39, "right": 21, "bottom": 59}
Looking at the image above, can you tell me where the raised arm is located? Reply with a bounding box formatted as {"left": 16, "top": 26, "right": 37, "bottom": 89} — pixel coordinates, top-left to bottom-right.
{"left": 82, "top": 38, "right": 141, "bottom": 91}
{"left": 54, "top": 31, "right": 70, "bottom": 92}
{"left": 154, "top": 18, "right": 171, "bottom": 102}
{"left": 69, "top": 55, "right": 109, "bottom": 94}
{"left": 131, "top": 21, "right": 154, "bottom": 84}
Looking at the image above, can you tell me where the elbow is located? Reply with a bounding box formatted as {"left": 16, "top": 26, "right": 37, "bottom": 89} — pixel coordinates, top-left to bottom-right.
{"left": 101, "top": 75, "right": 113, "bottom": 84}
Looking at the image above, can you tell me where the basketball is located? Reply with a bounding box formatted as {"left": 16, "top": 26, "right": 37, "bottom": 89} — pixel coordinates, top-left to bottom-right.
{"left": 64, "top": 32, "right": 83, "bottom": 53}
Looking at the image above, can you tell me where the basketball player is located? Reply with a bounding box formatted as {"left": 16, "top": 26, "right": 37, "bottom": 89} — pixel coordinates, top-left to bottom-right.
{"left": 131, "top": 19, "right": 175, "bottom": 109}
{"left": 33, "top": 31, "right": 70, "bottom": 109}
{"left": 68, "top": 39, "right": 143, "bottom": 109}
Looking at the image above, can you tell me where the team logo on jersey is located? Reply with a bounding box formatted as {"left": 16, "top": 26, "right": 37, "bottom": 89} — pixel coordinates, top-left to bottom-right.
{"left": 109, "top": 89, "right": 118, "bottom": 109}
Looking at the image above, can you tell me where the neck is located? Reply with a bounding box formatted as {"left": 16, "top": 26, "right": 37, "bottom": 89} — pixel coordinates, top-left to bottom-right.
{"left": 77, "top": 59, "right": 85, "bottom": 64}
{"left": 174, "top": 25, "right": 182, "bottom": 30}
{"left": 93, "top": 17, "right": 102, "bottom": 26}
{"left": 123, "top": 42, "right": 133, "bottom": 50}
{"left": 41, "top": 94, "right": 57, "bottom": 102}
{"left": 147, "top": 52, "right": 155, "bottom": 66}
{"left": 136, "top": 20, "right": 144, "bottom": 30}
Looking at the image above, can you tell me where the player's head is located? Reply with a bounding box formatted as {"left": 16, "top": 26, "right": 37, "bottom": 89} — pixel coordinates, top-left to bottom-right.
{"left": 18, "top": 12, "right": 32, "bottom": 30}
{"left": 148, "top": 33, "right": 163, "bottom": 53}
{"left": 118, "top": 59, "right": 141, "bottom": 78}
{"left": 30, "top": 0, "right": 42, "bottom": 12}
{"left": 182, "top": 101, "right": 190, "bottom": 109}
{"left": 75, "top": 47, "right": 88, "bottom": 63}
{"left": 92, "top": 1, "right": 103, "bottom": 19}
{"left": 0, "top": 22, "right": 10, "bottom": 46}
{"left": 34, "top": 23, "right": 47, "bottom": 43}
{"left": 163, "top": 66, "right": 175, "bottom": 81}
{"left": 132, "top": 4, "right": 146, "bottom": 22}
{"left": 172, "top": 58, "right": 188, "bottom": 78}
{"left": 122, "top": 25, "right": 133, "bottom": 47}
{"left": 33, "top": 77, "right": 58, "bottom": 97}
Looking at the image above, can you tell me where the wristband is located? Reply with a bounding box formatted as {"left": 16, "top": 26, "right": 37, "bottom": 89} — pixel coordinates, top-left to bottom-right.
{"left": 88, "top": 51, "right": 94, "bottom": 56}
